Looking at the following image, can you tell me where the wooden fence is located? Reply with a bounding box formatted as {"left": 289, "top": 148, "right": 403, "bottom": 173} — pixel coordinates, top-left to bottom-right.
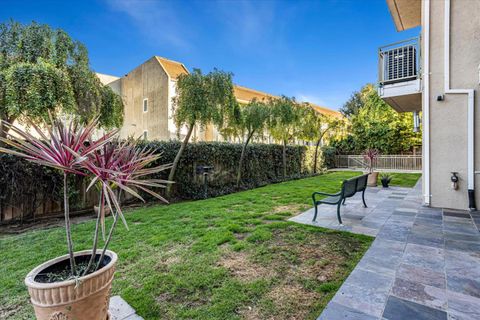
{"left": 334, "top": 155, "right": 422, "bottom": 171}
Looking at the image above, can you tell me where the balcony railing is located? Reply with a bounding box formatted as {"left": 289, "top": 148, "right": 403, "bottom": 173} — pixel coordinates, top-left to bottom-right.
{"left": 379, "top": 37, "right": 420, "bottom": 85}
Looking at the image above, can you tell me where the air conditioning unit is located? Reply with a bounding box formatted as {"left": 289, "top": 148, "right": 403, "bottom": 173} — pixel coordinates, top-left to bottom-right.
{"left": 382, "top": 45, "right": 417, "bottom": 84}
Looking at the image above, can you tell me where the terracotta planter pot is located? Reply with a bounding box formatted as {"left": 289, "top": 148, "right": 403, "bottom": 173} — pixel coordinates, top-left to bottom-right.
{"left": 367, "top": 172, "right": 379, "bottom": 187}
{"left": 25, "top": 250, "right": 117, "bottom": 320}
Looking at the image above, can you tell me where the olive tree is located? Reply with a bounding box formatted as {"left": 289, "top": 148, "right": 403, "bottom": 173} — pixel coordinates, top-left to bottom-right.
{"left": 167, "top": 68, "right": 238, "bottom": 196}
{"left": 299, "top": 104, "right": 343, "bottom": 173}
{"left": 268, "top": 96, "right": 301, "bottom": 178}
{"left": 235, "top": 99, "right": 270, "bottom": 186}
{"left": 0, "top": 20, "right": 123, "bottom": 141}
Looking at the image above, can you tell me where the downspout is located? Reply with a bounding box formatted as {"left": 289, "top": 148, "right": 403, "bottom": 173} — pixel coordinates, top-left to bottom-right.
{"left": 444, "top": 0, "right": 476, "bottom": 210}
{"left": 423, "top": 0, "right": 431, "bottom": 206}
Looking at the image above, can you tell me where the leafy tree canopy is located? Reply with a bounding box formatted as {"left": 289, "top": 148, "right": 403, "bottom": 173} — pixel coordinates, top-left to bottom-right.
{"left": 0, "top": 20, "right": 123, "bottom": 132}
{"left": 268, "top": 96, "right": 301, "bottom": 143}
{"left": 172, "top": 68, "right": 238, "bottom": 132}
{"left": 331, "top": 84, "right": 421, "bottom": 154}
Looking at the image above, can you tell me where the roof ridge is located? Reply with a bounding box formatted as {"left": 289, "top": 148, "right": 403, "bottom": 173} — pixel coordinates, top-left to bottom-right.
{"left": 155, "top": 55, "right": 184, "bottom": 65}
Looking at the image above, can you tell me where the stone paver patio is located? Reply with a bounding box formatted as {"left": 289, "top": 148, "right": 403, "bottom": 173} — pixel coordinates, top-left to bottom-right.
{"left": 290, "top": 180, "right": 480, "bottom": 320}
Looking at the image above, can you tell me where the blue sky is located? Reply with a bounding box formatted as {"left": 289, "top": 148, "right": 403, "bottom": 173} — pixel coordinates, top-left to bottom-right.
{"left": 2, "top": 0, "right": 419, "bottom": 110}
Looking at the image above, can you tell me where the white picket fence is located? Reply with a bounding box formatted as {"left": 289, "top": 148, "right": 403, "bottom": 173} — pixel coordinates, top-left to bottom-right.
{"left": 335, "top": 155, "right": 422, "bottom": 171}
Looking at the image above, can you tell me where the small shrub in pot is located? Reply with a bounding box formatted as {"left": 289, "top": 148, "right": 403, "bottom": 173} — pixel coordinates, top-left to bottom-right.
{"left": 380, "top": 173, "right": 393, "bottom": 188}
{"left": 0, "top": 118, "right": 170, "bottom": 320}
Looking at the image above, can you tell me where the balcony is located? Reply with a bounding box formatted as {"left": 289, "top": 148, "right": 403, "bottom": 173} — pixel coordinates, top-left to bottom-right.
{"left": 378, "top": 38, "right": 422, "bottom": 112}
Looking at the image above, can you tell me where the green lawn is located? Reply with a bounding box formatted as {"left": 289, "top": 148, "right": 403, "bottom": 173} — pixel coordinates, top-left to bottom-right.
{"left": 379, "top": 172, "right": 421, "bottom": 188}
{"left": 0, "top": 171, "right": 420, "bottom": 320}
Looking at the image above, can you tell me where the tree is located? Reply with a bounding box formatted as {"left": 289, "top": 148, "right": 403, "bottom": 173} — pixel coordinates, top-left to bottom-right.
{"left": 235, "top": 99, "right": 270, "bottom": 186}
{"left": 268, "top": 96, "right": 301, "bottom": 178}
{"left": 331, "top": 84, "right": 421, "bottom": 154}
{"left": 0, "top": 20, "right": 123, "bottom": 142}
{"left": 299, "top": 104, "right": 343, "bottom": 173}
{"left": 167, "top": 68, "right": 238, "bottom": 196}
{"left": 340, "top": 89, "right": 364, "bottom": 118}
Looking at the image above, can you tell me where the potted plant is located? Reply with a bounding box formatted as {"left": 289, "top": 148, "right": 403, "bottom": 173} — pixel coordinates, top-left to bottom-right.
{"left": 380, "top": 173, "right": 393, "bottom": 188}
{"left": 363, "top": 148, "right": 379, "bottom": 187}
{"left": 0, "top": 118, "right": 170, "bottom": 320}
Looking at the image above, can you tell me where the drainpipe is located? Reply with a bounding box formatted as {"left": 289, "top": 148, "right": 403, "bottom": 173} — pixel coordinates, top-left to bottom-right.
{"left": 423, "top": 0, "right": 431, "bottom": 206}
{"left": 444, "top": 0, "right": 476, "bottom": 210}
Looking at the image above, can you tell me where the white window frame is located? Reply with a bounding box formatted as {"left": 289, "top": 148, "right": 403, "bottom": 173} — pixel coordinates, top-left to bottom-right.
{"left": 143, "top": 130, "right": 148, "bottom": 140}
{"left": 143, "top": 98, "right": 148, "bottom": 113}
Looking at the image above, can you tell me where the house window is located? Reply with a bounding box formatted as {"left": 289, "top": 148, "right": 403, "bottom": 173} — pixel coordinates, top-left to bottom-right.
{"left": 143, "top": 98, "right": 148, "bottom": 113}
{"left": 143, "top": 130, "right": 148, "bottom": 140}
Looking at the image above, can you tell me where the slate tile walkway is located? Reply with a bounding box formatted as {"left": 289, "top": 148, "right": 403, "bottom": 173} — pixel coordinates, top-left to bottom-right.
{"left": 289, "top": 180, "right": 480, "bottom": 319}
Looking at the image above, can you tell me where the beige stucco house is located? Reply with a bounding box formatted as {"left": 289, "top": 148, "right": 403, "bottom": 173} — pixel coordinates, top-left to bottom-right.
{"left": 379, "top": 0, "right": 480, "bottom": 210}
{"left": 98, "top": 56, "right": 340, "bottom": 143}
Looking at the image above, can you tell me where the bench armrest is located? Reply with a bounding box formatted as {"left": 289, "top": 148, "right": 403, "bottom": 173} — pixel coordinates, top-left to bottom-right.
{"left": 312, "top": 191, "right": 341, "bottom": 202}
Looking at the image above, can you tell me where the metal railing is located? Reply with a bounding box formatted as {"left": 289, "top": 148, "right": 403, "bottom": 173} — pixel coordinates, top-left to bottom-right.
{"left": 379, "top": 37, "right": 420, "bottom": 85}
{"left": 335, "top": 155, "right": 422, "bottom": 171}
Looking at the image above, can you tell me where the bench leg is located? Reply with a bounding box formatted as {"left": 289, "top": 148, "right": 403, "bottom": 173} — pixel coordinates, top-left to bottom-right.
{"left": 362, "top": 190, "right": 368, "bottom": 208}
{"left": 313, "top": 203, "right": 318, "bottom": 222}
{"left": 342, "top": 198, "right": 346, "bottom": 206}
{"left": 336, "top": 202, "right": 343, "bottom": 225}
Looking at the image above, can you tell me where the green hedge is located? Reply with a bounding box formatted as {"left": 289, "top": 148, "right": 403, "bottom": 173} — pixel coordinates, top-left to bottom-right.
{"left": 0, "top": 142, "right": 324, "bottom": 222}
{"left": 140, "top": 141, "right": 322, "bottom": 200}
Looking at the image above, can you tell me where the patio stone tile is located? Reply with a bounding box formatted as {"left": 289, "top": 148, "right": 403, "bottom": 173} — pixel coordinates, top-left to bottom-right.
{"left": 334, "top": 270, "right": 393, "bottom": 318}
{"left": 402, "top": 244, "right": 445, "bottom": 272}
{"left": 377, "top": 224, "right": 411, "bottom": 242}
{"left": 407, "top": 232, "right": 444, "bottom": 248}
{"left": 351, "top": 225, "right": 379, "bottom": 236}
{"left": 444, "top": 232, "right": 480, "bottom": 242}
{"left": 446, "top": 274, "right": 480, "bottom": 299}
{"left": 443, "top": 223, "right": 478, "bottom": 236}
{"left": 318, "top": 302, "right": 379, "bottom": 320}
{"left": 444, "top": 250, "right": 480, "bottom": 279}
{"left": 382, "top": 296, "right": 447, "bottom": 320}
{"left": 418, "top": 213, "right": 442, "bottom": 220}
{"left": 396, "top": 263, "right": 446, "bottom": 289}
{"left": 443, "top": 216, "right": 473, "bottom": 224}
{"left": 414, "top": 217, "right": 443, "bottom": 227}
{"left": 392, "top": 211, "right": 416, "bottom": 217}
{"left": 447, "top": 290, "right": 480, "bottom": 320}
{"left": 391, "top": 278, "right": 447, "bottom": 311}
{"left": 443, "top": 211, "right": 471, "bottom": 219}
{"left": 444, "top": 239, "right": 480, "bottom": 253}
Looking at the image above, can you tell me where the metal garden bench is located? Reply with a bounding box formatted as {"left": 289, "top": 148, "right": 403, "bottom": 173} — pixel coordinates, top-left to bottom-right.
{"left": 312, "top": 174, "right": 369, "bottom": 225}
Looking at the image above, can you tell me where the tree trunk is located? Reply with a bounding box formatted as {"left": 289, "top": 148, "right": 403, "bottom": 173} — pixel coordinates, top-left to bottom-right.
{"left": 236, "top": 131, "right": 253, "bottom": 187}
{"left": 84, "top": 187, "right": 104, "bottom": 276}
{"left": 63, "top": 173, "right": 76, "bottom": 276}
{"left": 166, "top": 124, "right": 195, "bottom": 198}
{"left": 282, "top": 139, "right": 287, "bottom": 179}
{"left": 313, "top": 138, "right": 321, "bottom": 174}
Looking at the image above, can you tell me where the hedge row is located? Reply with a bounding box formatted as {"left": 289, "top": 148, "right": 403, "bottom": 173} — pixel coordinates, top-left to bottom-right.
{"left": 0, "top": 141, "right": 324, "bottom": 223}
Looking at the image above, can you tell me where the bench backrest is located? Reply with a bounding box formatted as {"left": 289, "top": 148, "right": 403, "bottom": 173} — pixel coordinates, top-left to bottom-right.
{"left": 341, "top": 174, "right": 369, "bottom": 198}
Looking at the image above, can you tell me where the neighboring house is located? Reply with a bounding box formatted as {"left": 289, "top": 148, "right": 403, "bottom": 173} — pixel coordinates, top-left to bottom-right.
{"left": 98, "top": 56, "right": 341, "bottom": 143}
{"left": 378, "top": 0, "right": 480, "bottom": 210}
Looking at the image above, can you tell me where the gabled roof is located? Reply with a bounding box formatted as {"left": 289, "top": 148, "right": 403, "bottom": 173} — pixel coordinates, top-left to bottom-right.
{"left": 155, "top": 56, "right": 189, "bottom": 79}
{"left": 234, "top": 85, "right": 274, "bottom": 104}
{"left": 234, "top": 85, "right": 341, "bottom": 118}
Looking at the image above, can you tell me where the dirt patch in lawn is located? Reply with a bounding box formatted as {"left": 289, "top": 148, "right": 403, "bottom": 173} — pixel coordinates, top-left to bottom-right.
{"left": 226, "top": 226, "right": 368, "bottom": 319}
{"left": 272, "top": 204, "right": 303, "bottom": 215}
{"left": 219, "top": 251, "right": 274, "bottom": 282}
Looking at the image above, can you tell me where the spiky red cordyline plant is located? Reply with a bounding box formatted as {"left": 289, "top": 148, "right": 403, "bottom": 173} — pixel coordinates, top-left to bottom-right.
{"left": 363, "top": 148, "right": 379, "bottom": 173}
{"left": 71, "top": 140, "right": 172, "bottom": 275}
{"left": 0, "top": 118, "right": 117, "bottom": 276}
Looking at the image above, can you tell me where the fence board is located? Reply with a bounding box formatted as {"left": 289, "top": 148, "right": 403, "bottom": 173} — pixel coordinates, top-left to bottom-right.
{"left": 334, "top": 155, "right": 422, "bottom": 171}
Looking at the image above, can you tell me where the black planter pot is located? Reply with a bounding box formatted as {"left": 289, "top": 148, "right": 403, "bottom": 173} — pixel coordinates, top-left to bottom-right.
{"left": 381, "top": 179, "right": 390, "bottom": 188}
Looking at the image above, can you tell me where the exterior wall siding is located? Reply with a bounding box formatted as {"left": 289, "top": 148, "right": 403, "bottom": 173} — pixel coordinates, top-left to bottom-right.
{"left": 426, "top": 0, "right": 480, "bottom": 210}
{"left": 119, "top": 57, "right": 170, "bottom": 140}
